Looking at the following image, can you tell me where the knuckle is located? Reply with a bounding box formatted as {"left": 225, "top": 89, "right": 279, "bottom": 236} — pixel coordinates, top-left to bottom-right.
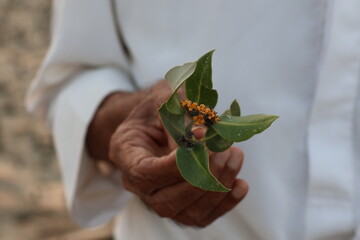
{"left": 155, "top": 208, "right": 172, "bottom": 218}
{"left": 142, "top": 187, "right": 156, "bottom": 195}
{"left": 178, "top": 211, "right": 202, "bottom": 226}
{"left": 198, "top": 219, "right": 213, "bottom": 228}
{"left": 132, "top": 180, "right": 150, "bottom": 194}
{"left": 108, "top": 131, "right": 130, "bottom": 165}
{"left": 127, "top": 164, "right": 141, "bottom": 179}
{"left": 152, "top": 203, "right": 176, "bottom": 218}
{"left": 173, "top": 217, "right": 197, "bottom": 227}
{"left": 127, "top": 160, "right": 150, "bottom": 182}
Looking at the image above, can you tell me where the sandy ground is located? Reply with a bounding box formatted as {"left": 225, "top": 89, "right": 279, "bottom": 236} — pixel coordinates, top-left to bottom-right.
{"left": 0, "top": 1, "right": 93, "bottom": 239}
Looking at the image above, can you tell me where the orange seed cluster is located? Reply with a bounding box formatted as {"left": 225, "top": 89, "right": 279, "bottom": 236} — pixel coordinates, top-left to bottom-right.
{"left": 181, "top": 99, "right": 220, "bottom": 126}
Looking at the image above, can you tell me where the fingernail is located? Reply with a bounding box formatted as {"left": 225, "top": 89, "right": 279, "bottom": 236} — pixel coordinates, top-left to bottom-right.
{"left": 232, "top": 185, "right": 245, "bottom": 199}
{"left": 227, "top": 156, "right": 240, "bottom": 171}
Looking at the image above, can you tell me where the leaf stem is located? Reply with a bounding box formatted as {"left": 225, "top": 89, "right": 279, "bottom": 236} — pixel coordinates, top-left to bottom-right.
{"left": 185, "top": 119, "right": 194, "bottom": 133}
{"left": 199, "top": 134, "right": 216, "bottom": 142}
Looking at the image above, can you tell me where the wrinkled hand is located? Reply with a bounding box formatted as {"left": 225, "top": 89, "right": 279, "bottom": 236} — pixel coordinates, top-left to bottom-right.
{"left": 109, "top": 81, "right": 249, "bottom": 227}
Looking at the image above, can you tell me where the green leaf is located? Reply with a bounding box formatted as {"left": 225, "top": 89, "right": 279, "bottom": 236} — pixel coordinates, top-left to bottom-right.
{"left": 158, "top": 103, "right": 185, "bottom": 145}
{"left": 165, "top": 62, "right": 196, "bottom": 93}
{"left": 205, "top": 127, "right": 233, "bottom": 152}
{"left": 186, "top": 50, "right": 218, "bottom": 107}
{"left": 176, "top": 144, "right": 230, "bottom": 192}
{"left": 230, "top": 99, "right": 241, "bottom": 116}
{"left": 221, "top": 109, "right": 231, "bottom": 116}
{"left": 198, "top": 86, "right": 218, "bottom": 109}
{"left": 166, "top": 93, "right": 184, "bottom": 115}
{"left": 212, "top": 114, "right": 279, "bottom": 142}
{"left": 205, "top": 100, "right": 241, "bottom": 152}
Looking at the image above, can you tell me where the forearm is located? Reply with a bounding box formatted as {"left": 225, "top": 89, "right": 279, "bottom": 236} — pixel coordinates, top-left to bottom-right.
{"left": 86, "top": 90, "right": 146, "bottom": 160}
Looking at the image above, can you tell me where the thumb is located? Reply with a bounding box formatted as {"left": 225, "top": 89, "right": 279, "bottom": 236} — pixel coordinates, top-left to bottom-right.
{"left": 193, "top": 127, "right": 207, "bottom": 139}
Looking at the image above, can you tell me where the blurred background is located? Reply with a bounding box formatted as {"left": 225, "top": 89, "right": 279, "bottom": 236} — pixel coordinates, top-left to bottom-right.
{"left": 0, "top": 1, "right": 110, "bottom": 239}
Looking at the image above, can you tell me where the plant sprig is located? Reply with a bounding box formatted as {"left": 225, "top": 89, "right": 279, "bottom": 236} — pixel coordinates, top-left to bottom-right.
{"left": 159, "top": 50, "right": 278, "bottom": 192}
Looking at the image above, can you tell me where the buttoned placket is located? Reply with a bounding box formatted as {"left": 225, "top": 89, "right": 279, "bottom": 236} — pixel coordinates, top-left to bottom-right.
{"left": 305, "top": 1, "right": 360, "bottom": 239}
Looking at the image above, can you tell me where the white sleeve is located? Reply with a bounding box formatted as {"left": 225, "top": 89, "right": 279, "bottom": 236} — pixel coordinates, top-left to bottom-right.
{"left": 25, "top": 0, "right": 134, "bottom": 227}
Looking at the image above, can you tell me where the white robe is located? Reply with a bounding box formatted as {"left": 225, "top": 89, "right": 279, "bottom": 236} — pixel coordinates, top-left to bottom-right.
{"left": 26, "top": 0, "right": 360, "bottom": 239}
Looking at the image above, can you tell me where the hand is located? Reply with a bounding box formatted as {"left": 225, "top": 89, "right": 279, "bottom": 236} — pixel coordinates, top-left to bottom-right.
{"left": 86, "top": 87, "right": 146, "bottom": 161}
{"left": 109, "top": 81, "right": 249, "bottom": 227}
